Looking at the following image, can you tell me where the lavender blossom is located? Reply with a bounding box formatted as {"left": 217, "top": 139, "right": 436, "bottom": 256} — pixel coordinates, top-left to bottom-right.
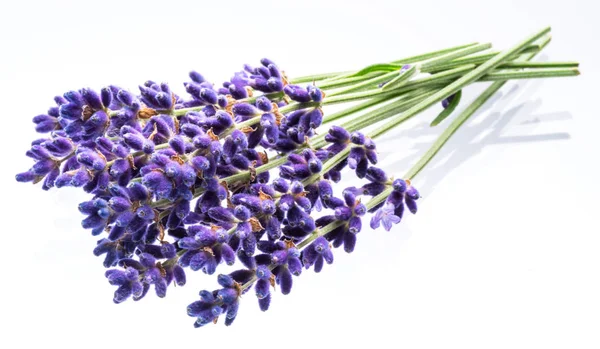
{"left": 16, "top": 57, "right": 422, "bottom": 329}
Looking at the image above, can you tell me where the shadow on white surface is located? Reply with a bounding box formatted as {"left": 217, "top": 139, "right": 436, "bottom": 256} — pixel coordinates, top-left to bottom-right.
{"left": 376, "top": 79, "right": 572, "bottom": 203}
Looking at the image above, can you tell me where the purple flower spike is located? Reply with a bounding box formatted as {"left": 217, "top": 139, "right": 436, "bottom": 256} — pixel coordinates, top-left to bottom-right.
{"left": 392, "top": 179, "right": 407, "bottom": 193}
{"left": 283, "top": 85, "right": 312, "bottom": 103}
{"left": 15, "top": 55, "right": 430, "bottom": 329}
{"left": 308, "top": 86, "right": 323, "bottom": 102}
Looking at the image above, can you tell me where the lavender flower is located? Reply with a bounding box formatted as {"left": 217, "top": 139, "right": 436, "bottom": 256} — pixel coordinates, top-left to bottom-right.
{"left": 370, "top": 202, "right": 401, "bottom": 231}
{"left": 16, "top": 57, "right": 423, "bottom": 329}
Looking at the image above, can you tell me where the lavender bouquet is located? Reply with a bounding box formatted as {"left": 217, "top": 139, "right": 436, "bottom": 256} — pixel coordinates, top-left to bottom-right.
{"left": 16, "top": 27, "right": 579, "bottom": 328}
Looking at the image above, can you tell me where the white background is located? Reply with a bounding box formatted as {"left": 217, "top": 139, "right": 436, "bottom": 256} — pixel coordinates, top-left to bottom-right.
{"left": 1, "top": 0, "right": 598, "bottom": 348}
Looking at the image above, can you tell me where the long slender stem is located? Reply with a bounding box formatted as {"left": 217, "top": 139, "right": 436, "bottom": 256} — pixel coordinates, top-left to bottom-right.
{"left": 299, "top": 90, "right": 440, "bottom": 186}
{"left": 143, "top": 32, "right": 568, "bottom": 221}
{"left": 326, "top": 70, "right": 401, "bottom": 97}
{"left": 481, "top": 67, "right": 579, "bottom": 80}
{"left": 195, "top": 63, "right": 576, "bottom": 188}
{"left": 290, "top": 72, "right": 345, "bottom": 84}
{"left": 321, "top": 95, "right": 397, "bottom": 125}
{"left": 323, "top": 65, "right": 476, "bottom": 104}
{"left": 328, "top": 44, "right": 493, "bottom": 97}
{"left": 343, "top": 90, "right": 438, "bottom": 134}
{"left": 224, "top": 67, "right": 468, "bottom": 136}
{"left": 317, "top": 72, "right": 387, "bottom": 90}
{"left": 323, "top": 42, "right": 481, "bottom": 83}
{"left": 368, "top": 27, "right": 552, "bottom": 139}
{"left": 251, "top": 34, "right": 558, "bottom": 289}
{"left": 311, "top": 89, "right": 439, "bottom": 149}
{"left": 496, "top": 61, "right": 579, "bottom": 69}
{"left": 298, "top": 42, "right": 486, "bottom": 88}
{"left": 422, "top": 44, "right": 543, "bottom": 73}
{"left": 418, "top": 43, "right": 493, "bottom": 70}
{"left": 391, "top": 42, "right": 480, "bottom": 64}
{"left": 252, "top": 89, "right": 438, "bottom": 177}
{"left": 405, "top": 35, "right": 553, "bottom": 180}
{"left": 110, "top": 65, "right": 576, "bottom": 168}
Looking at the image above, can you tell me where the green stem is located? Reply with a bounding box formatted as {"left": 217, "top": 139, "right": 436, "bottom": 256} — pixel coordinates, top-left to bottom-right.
{"left": 405, "top": 35, "right": 553, "bottom": 180}
{"left": 137, "top": 32, "right": 567, "bottom": 218}
{"left": 496, "top": 61, "right": 579, "bottom": 69}
{"left": 418, "top": 43, "right": 493, "bottom": 70}
{"left": 422, "top": 44, "right": 543, "bottom": 73}
{"left": 481, "top": 67, "right": 579, "bottom": 81}
{"left": 261, "top": 35, "right": 558, "bottom": 279}
{"left": 323, "top": 42, "right": 480, "bottom": 83}
{"left": 290, "top": 72, "right": 345, "bottom": 84}
{"left": 323, "top": 64, "right": 476, "bottom": 104}
{"left": 328, "top": 44, "right": 492, "bottom": 97}
{"left": 310, "top": 89, "right": 437, "bottom": 149}
{"left": 301, "top": 147, "right": 350, "bottom": 186}
{"left": 317, "top": 72, "right": 387, "bottom": 90}
{"left": 200, "top": 59, "right": 577, "bottom": 188}
{"left": 324, "top": 88, "right": 431, "bottom": 127}
{"left": 254, "top": 89, "right": 438, "bottom": 174}
{"left": 326, "top": 70, "right": 402, "bottom": 96}
{"left": 296, "top": 220, "right": 346, "bottom": 250}
{"left": 340, "top": 90, "right": 438, "bottom": 136}
{"left": 381, "top": 65, "right": 419, "bottom": 91}
{"left": 321, "top": 95, "right": 397, "bottom": 125}
{"left": 299, "top": 91, "right": 438, "bottom": 186}
{"left": 390, "top": 42, "right": 480, "bottom": 64}
{"left": 368, "top": 26, "right": 552, "bottom": 140}
{"left": 322, "top": 63, "right": 577, "bottom": 108}
{"left": 108, "top": 67, "right": 576, "bottom": 169}
{"left": 224, "top": 90, "right": 437, "bottom": 189}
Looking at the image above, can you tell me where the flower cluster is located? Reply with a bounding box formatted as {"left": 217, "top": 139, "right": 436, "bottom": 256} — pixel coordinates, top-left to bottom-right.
{"left": 16, "top": 58, "right": 420, "bottom": 328}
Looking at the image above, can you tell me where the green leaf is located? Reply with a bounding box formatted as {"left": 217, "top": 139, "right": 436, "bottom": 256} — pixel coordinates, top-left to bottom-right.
{"left": 342, "top": 63, "right": 403, "bottom": 79}
{"left": 430, "top": 90, "right": 462, "bottom": 126}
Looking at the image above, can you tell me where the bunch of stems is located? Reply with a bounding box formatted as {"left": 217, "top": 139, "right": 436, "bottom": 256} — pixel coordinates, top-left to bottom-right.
{"left": 114, "top": 28, "right": 578, "bottom": 260}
